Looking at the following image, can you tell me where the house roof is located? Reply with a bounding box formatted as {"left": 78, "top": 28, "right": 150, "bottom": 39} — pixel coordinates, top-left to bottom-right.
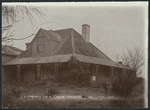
{"left": 49, "top": 29, "right": 114, "bottom": 61}
{"left": 41, "top": 29, "right": 61, "bottom": 42}
{"left": 4, "top": 54, "right": 72, "bottom": 65}
{"left": 4, "top": 54, "right": 133, "bottom": 70}
{"left": 5, "top": 28, "right": 133, "bottom": 70}
{"left": 2, "top": 45, "right": 23, "bottom": 56}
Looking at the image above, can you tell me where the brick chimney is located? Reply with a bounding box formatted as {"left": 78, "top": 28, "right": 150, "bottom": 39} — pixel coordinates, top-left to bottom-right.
{"left": 82, "top": 24, "right": 90, "bottom": 43}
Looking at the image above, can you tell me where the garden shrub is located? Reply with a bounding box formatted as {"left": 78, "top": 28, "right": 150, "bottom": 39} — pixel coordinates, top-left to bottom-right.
{"left": 11, "top": 87, "right": 22, "bottom": 98}
{"left": 47, "top": 88, "right": 58, "bottom": 97}
{"left": 112, "top": 79, "right": 136, "bottom": 97}
{"left": 112, "top": 76, "right": 145, "bottom": 97}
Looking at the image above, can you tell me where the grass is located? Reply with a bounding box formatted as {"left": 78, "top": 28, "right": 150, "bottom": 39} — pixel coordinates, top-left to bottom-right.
{"left": 2, "top": 80, "right": 145, "bottom": 108}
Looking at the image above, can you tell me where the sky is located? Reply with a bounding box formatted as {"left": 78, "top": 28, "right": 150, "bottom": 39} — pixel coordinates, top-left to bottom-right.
{"left": 2, "top": 2, "right": 148, "bottom": 62}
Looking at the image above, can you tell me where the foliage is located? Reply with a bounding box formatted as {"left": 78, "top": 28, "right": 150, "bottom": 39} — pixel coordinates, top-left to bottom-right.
{"left": 3, "top": 87, "right": 22, "bottom": 107}
{"left": 116, "top": 47, "right": 144, "bottom": 77}
{"left": 112, "top": 76, "right": 145, "bottom": 97}
{"left": 112, "top": 79, "right": 136, "bottom": 97}
{"left": 47, "top": 88, "right": 58, "bottom": 97}
{"left": 11, "top": 87, "right": 22, "bottom": 98}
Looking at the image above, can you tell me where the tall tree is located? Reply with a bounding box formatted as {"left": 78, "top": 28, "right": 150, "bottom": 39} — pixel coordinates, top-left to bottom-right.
{"left": 116, "top": 47, "right": 144, "bottom": 77}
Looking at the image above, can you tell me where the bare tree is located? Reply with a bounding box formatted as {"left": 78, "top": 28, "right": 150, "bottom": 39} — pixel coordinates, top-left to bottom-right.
{"left": 2, "top": 4, "right": 44, "bottom": 45}
{"left": 119, "top": 47, "right": 144, "bottom": 77}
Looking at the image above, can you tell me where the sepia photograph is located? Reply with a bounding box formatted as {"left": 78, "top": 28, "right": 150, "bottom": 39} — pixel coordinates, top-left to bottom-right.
{"left": 2, "top": 2, "right": 148, "bottom": 108}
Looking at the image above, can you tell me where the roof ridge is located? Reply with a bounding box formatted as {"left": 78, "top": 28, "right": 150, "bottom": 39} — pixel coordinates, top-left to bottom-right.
{"left": 41, "top": 29, "right": 51, "bottom": 40}
{"left": 72, "top": 29, "right": 82, "bottom": 36}
{"left": 40, "top": 27, "right": 74, "bottom": 32}
{"left": 71, "top": 29, "right": 75, "bottom": 54}
{"left": 54, "top": 28, "right": 73, "bottom": 32}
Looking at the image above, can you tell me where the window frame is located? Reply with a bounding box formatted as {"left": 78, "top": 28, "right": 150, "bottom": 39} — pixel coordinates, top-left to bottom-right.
{"left": 37, "top": 44, "right": 45, "bottom": 53}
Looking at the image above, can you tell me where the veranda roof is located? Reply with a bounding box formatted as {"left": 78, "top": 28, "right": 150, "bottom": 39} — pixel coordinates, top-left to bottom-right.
{"left": 4, "top": 54, "right": 72, "bottom": 65}
{"left": 4, "top": 54, "right": 133, "bottom": 70}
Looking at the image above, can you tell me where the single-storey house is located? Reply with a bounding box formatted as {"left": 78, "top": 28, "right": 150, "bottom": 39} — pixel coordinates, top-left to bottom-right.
{"left": 3, "top": 24, "right": 136, "bottom": 87}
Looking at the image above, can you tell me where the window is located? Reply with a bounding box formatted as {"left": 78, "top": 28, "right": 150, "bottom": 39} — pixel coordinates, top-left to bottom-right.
{"left": 37, "top": 44, "right": 44, "bottom": 52}
{"left": 37, "top": 37, "right": 45, "bottom": 53}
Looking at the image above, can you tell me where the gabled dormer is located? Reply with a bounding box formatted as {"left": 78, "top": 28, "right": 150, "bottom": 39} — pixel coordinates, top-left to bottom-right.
{"left": 31, "top": 28, "right": 60, "bottom": 57}
{"left": 32, "top": 29, "right": 46, "bottom": 57}
{"left": 18, "top": 28, "right": 60, "bottom": 58}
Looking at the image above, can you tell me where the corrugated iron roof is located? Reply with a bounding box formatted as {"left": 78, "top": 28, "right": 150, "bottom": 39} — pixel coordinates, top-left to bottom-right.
{"left": 73, "top": 54, "right": 132, "bottom": 70}
{"left": 4, "top": 54, "right": 72, "bottom": 65}
{"left": 50, "top": 28, "right": 114, "bottom": 61}
{"left": 73, "top": 29, "right": 112, "bottom": 60}
{"left": 4, "top": 54, "right": 133, "bottom": 70}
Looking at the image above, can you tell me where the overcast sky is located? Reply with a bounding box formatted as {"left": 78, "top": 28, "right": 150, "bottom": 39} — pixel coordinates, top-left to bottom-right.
{"left": 3, "top": 2, "right": 148, "bottom": 61}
